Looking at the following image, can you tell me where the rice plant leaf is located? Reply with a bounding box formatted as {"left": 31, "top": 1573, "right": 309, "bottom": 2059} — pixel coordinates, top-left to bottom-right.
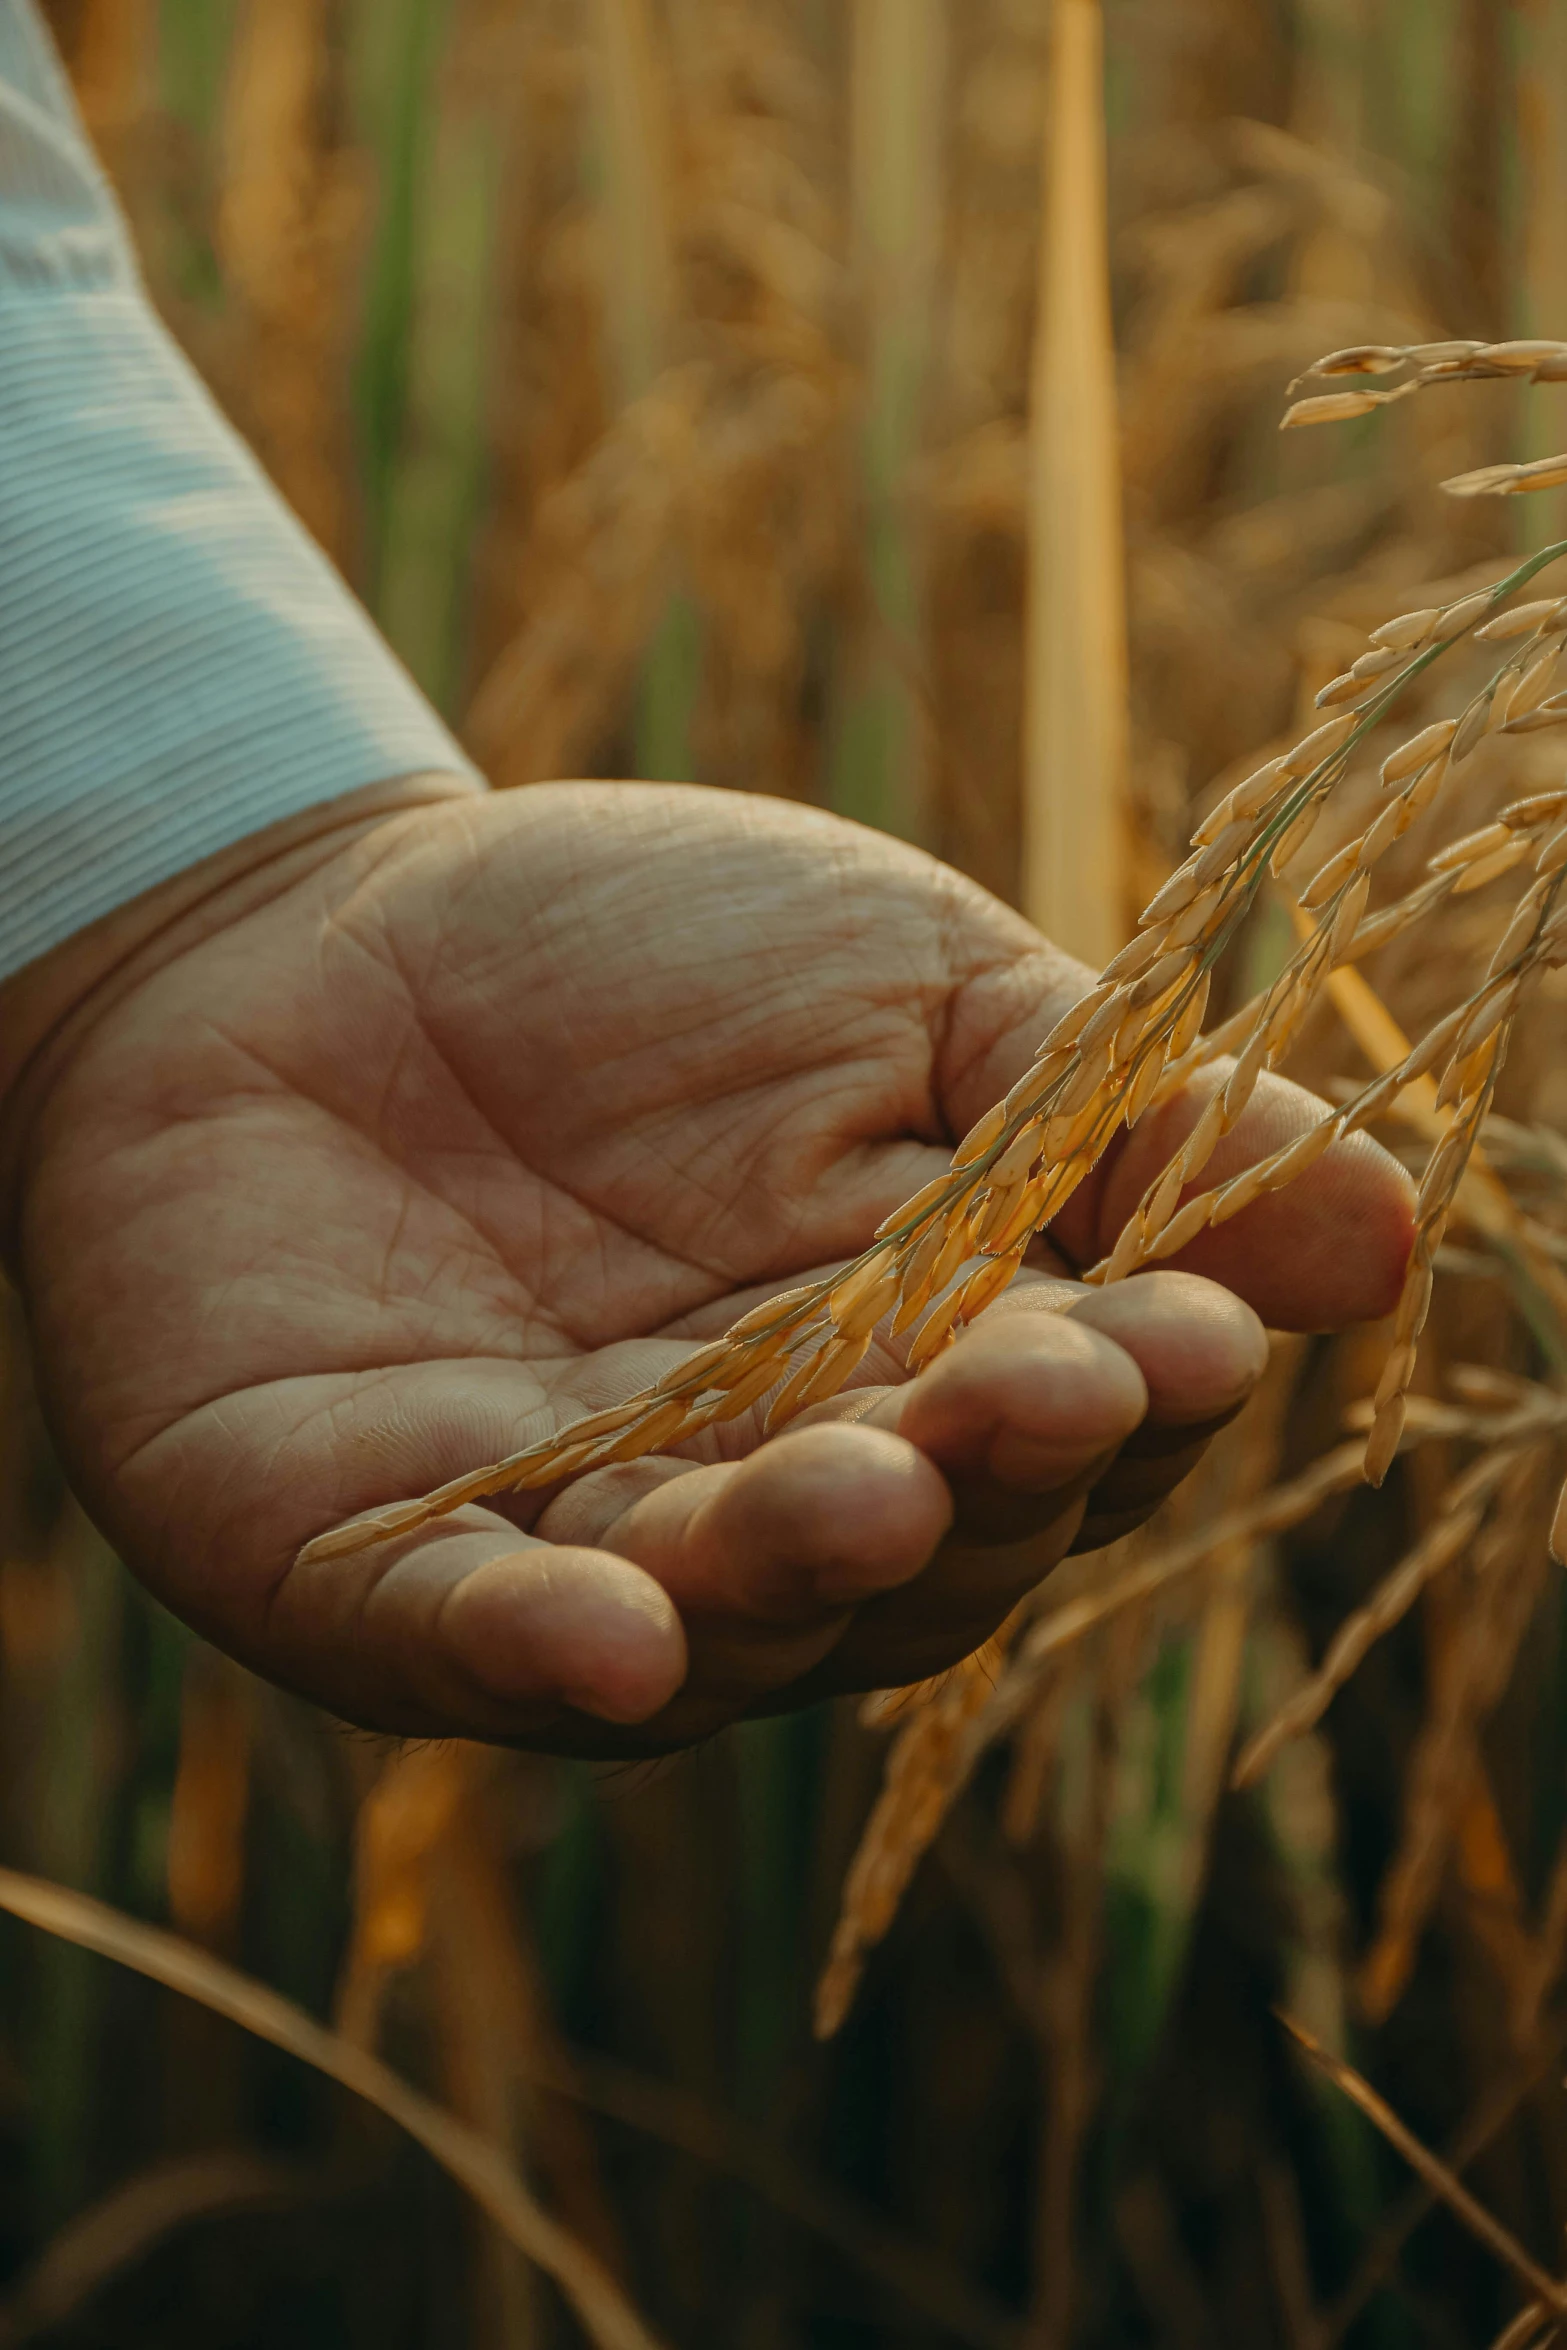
{"left": 1279, "top": 2013, "right": 1567, "bottom": 2317}
{"left": 0, "top": 1868, "right": 665, "bottom": 2350}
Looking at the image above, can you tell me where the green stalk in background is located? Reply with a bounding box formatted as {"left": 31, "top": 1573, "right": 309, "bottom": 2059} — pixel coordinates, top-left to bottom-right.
{"left": 591, "top": 0, "right": 700, "bottom": 783}
{"left": 158, "top": 0, "right": 240, "bottom": 127}
{"left": 349, "top": 0, "right": 447, "bottom": 610}
{"left": 633, "top": 594, "right": 702, "bottom": 784}
{"left": 372, "top": 31, "right": 500, "bottom": 714}
{"left": 1291, "top": 0, "right": 1368, "bottom": 158}
{"left": 828, "top": 0, "right": 945, "bottom": 845}
{"left": 155, "top": 0, "right": 242, "bottom": 311}
{"left": 1363, "top": 0, "right": 1462, "bottom": 196}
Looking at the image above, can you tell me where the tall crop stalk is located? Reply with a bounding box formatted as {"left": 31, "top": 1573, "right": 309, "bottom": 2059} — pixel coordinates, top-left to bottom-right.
{"left": 1452, "top": 0, "right": 1509, "bottom": 342}
{"left": 217, "top": 0, "right": 348, "bottom": 559}
{"left": 157, "top": 0, "right": 240, "bottom": 136}
{"left": 1023, "top": 0, "right": 1126, "bottom": 965}
{"left": 829, "top": 0, "right": 946, "bottom": 844}
{"left": 1288, "top": 0, "right": 1376, "bottom": 309}
{"left": 374, "top": 18, "right": 499, "bottom": 711}
{"left": 349, "top": 0, "right": 445, "bottom": 607}
{"left": 591, "top": 0, "right": 698, "bottom": 783}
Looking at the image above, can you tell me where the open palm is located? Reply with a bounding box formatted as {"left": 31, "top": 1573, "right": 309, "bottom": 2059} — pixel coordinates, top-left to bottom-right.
{"left": 11, "top": 783, "right": 1412, "bottom": 1753}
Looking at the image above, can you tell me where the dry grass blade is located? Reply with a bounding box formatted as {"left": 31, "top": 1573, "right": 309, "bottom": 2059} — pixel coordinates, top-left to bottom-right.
{"left": 1319, "top": 2022, "right": 1567, "bottom": 2349}
{"left": 0, "top": 2152, "right": 307, "bottom": 2348}
{"left": 1232, "top": 1450, "right": 1521, "bottom": 1789}
{"left": 1359, "top": 1451, "right": 1554, "bottom": 2024}
{"left": 1278, "top": 2014, "right": 1567, "bottom": 2317}
{"left": 0, "top": 1869, "right": 665, "bottom": 2350}
{"left": 1486, "top": 2304, "right": 1561, "bottom": 2350}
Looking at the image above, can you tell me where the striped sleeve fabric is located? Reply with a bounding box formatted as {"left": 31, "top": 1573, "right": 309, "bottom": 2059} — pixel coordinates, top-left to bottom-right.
{"left": 0, "top": 1, "right": 482, "bottom": 983}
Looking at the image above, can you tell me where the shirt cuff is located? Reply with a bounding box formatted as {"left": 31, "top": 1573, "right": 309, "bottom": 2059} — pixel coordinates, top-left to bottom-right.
{"left": 0, "top": 285, "right": 483, "bottom": 981}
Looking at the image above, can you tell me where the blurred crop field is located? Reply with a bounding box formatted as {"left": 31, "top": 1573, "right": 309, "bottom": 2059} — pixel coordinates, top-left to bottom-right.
{"left": 11, "top": 2, "right": 1567, "bottom": 2345}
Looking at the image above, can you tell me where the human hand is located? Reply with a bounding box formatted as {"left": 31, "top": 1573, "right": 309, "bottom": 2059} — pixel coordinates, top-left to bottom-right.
{"left": 2, "top": 781, "right": 1413, "bottom": 1754}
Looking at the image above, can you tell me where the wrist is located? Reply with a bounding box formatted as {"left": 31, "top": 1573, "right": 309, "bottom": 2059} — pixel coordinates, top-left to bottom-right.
{"left": 0, "top": 771, "right": 482, "bottom": 1238}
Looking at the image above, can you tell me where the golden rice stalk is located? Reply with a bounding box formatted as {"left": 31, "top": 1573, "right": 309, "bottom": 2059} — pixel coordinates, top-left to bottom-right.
{"left": 1357, "top": 1451, "right": 1552, "bottom": 2026}
{"left": 970, "top": 1414, "right": 1518, "bottom": 1758}
{"left": 1087, "top": 772, "right": 1567, "bottom": 1293}
{"left": 1114, "top": 843, "right": 1566, "bottom": 1423}
{"left": 1446, "top": 455, "right": 1567, "bottom": 500}
{"left": 1484, "top": 2307, "right": 1559, "bottom": 2350}
{"left": 1022, "top": 0, "right": 1127, "bottom": 968}
{"left": 812, "top": 1629, "right": 1012, "bottom": 2040}
{"left": 1361, "top": 864, "right": 1564, "bottom": 1483}
{"left": 1231, "top": 1443, "right": 1537, "bottom": 1790}
{"left": 302, "top": 504, "right": 1567, "bottom": 1573}
{"left": 1289, "top": 336, "right": 1567, "bottom": 400}
{"left": 1313, "top": 946, "right": 1567, "bottom": 1330}
{"left": 1282, "top": 334, "right": 1567, "bottom": 501}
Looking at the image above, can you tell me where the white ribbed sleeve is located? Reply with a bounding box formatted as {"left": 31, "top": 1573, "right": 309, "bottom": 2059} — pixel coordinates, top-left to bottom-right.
{"left": 0, "top": 2, "right": 481, "bottom": 982}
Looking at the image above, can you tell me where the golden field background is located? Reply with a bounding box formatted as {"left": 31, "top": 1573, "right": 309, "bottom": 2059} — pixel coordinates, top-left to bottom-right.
{"left": 6, "top": 2, "right": 1567, "bottom": 2345}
